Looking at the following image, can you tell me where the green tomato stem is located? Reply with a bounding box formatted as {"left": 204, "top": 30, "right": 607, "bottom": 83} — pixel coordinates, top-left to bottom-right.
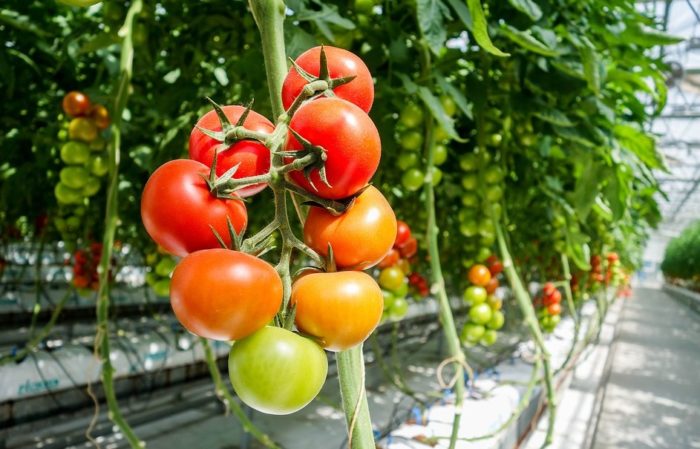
{"left": 93, "top": 2, "right": 145, "bottom": 448}
{"left": 337, "top": 346, "right": 375, "bottom": 449}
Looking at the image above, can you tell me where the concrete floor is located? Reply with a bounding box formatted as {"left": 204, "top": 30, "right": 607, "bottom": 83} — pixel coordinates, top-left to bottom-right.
{"left": 590, "top": 288, "right": 700, "bottom": 449}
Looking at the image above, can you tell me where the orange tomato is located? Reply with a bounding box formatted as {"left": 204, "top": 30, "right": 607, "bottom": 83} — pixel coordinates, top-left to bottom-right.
{"left": 547, "top": 302, "right": 562, "bottom": 315}
{"left": 468, "top": 264, "right": 491, "bottom": 287}
{"left": 485, "top": 276, "right": 499, "bottom": 294}
{"left": 378, "top": 248, "right": 400, "bottom": 268}
{"left": 303, "top": 186, "right": 396, "bottom": 270}
{"left": 292, "top": 271, "right": 383, "bottom": 351}
{"left": 62, "top": 91, "right": 91, "bottom": 117}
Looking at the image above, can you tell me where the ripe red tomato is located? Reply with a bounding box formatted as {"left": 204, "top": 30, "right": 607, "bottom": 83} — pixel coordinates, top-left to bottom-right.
{"left": 377, "top": 248, "right": 400, "bottom": 268}
{"left": 89, "top": 104, "right": 110, "bottom": 129}
{"left": 485, "top": 276, "right": 499, "bottom": 294}
{"left": 287, "top": 98, "right": 381, "bottom": 200}
{"left": 543, "top": 289, "right": 562, "bottom": 306}
{"left": 394, "top": 220, "right": 411, "bottom": 247}
{"left": 228, "top": 326, "right": 327, "bottom": 415}
{"left": 397, "top": 236, "right": 418, "bottom": 259}
{"left": 292, "top": 271, "right": 383, "bottom": 351}
{"left": 170, "top": 249, "right": 282, "bottom": 341}
{"left": 303, "top": 186, "right": 396, "bottom": 270}
{"left": 62, "top": 91, "right": 91, "bottom": 117}
{"left": 547, "top": 303, "right": 562, "bottom": 315}
{"left": 607, "top": 252, "right": 619, "bottom": 262}
{"left": 543, "top": 282, "right": 556, "bottom": 297}
{"left": 468, "top": 264, "right": 492, "bottom": 287}
{"left": 141, "top": 159, "right": 248, "bottom": 257}
{"left": 486, "top": 255, "right": 503, "bottom": 276}
{"left": 591, "top": 255, "right": 601, "bottom": 267}
{"left": 189, "top": 105, "right": 274, "bottom": 197}
{"left": 282, "top": 46, "right": 374, "bottom": 113}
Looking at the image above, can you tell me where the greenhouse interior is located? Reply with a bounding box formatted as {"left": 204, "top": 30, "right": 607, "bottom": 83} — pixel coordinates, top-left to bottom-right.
{"left": 1, "top": 0, "right": 699, "bottom": 448}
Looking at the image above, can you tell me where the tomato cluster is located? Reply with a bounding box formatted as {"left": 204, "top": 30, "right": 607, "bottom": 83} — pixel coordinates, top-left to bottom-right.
{"left": 54, "top": 91, "right": 110, "bottom": 245}
{"left": 144, "top": 248, "right": 177, "bottom": 297}
{"left": 397, "top": 97, "right": 455, "bottom": 192}
{"left": 69, "top": 242, "right": 108, "bottom": 294}
{"left": 537, "top": 282, "right": 562, "bottom": 333}
{"left": 140, "top": 45, "right": 395, "bottom": 415}
{"left": 375, "top": 220, "right": 428, "bottom": 321}
{"left": 458, "top": 153, "right": 504, "bottom": 267}
{"left": 460, "top": 258, "right": 505, "bottom": 347}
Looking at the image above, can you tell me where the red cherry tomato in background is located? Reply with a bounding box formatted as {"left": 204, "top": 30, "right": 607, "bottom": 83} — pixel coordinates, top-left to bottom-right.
{"left": 282, "top": 46, "right": 374, "bottom": 113}
{"left": 394, "top": 220, "right": 412, "bottom": 247}
{"left": 170, "top": 249, "right": 282, "bottom": 341}
{"left": 62, "top": 91, "right": 91, "bottom": 117}
{"left": 303, "top": 186, "right": 396, "bottom": 270}
{"left": 397, "top": 236, "right": 418, "bottom": 259}
{"left": 485, "top": 276, "right": 499, "bottom": 295}
{"left": 189, "top": 105, "right": 275, "bottom": 197}
{"left": 378, "top": 249, "right": 400, "bottom": 268}
{"left": 292, "top": 271, "right": 383, "bottom": 351}
{"left": 287, "top": 98, "right": 381, "bottom": 200}
{"left": 89, "top": 104, "right": 111, "bottom": 129}
{"left": 543, "top": 282, "right": 556, "bottom": 297}
{"left": 141, "top": 159, "right": 248, "bottom": 257}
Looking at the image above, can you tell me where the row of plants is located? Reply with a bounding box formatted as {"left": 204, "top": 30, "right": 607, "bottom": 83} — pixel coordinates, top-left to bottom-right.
{"left": 662, "top": 220, "right": 700, "bottom": 290}
{"left": 0, "top": 0, "right": 677, "bottom": 447}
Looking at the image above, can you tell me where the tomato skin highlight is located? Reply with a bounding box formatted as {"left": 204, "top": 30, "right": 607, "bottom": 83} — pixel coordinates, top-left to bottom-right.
{"left": 229, "top": 326, "right": 328, "bottom": 415}
{"left": 287, "top": 98, "right": 381, "bottom": 200}
{"left": 282, "top": 46, "right": 374, "bottom": 113}
{"left": 189, "top": 105, "right": 274, "bottom": 197}
{"left": 170, "top": 249, "right": 282, "bottom": 341}
{"left": 141, "top": 159, "right": 247, "bottom": 257}
{"left": 304, "top": 186, "right": 396, "bottom": 270}
{"left": 292, "top": 271, "right": 383, "bottom": 351}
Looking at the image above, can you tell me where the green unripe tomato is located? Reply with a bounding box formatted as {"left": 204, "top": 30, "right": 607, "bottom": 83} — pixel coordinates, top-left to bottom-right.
{"left": 464, "top": 286, "right": 487, "bottom": 305}
{"left": 228, "top": 327, "right": 328, "bottom": 415}
{"left": 440, "top": 95, "right": 457, "bottom": 117}
{"left": 433, "top": 144, "right": 448, "bottom": 165}
{"left": 60, "top": 166, "right": 89, "bottom": 189}
{"left": 461, "top": 323, "right": 485, "bottom": 343}
{"left": 155, "top": 257, "right": 177, "bottom": 277}
{"left": 459, "top": 153, "right": 478, "bottom": 171}
{"left": 461, "top": 192, "right": 479, "bottom": 208}
{"left": 433, "top": 125, "right": 449, "bottom": 143}
{"left": 400, "top": 130, "right": 423, "bottom": 151}
{"left": 65, "top": 215, "right": 81, "bottom": 230}
{"left": 483, "top": 166, "right": 504, "bottom": 184}
{"left": 459, "top": 219, "right": 479, "bottom": 238}
{"left": 480, "top": 233, "right": 496, "bottom": 247}
{"left": 487, "top": 310, "right": 505, "bottom": 330}
{"left": 398, "top": 151, "right": 419, "bottom": 170}
{"left": 461, "top": 174, "right": 478, "bottom": 190}
{"left": 82, "top": 176, "right": 101, "bottom": 197}
{"left": 55, "top": 182, "right": 84, "bottom": 205}
{"left": 153, "top": 279, "right": 171, "bottom": 297}
{"left": 491, "top": 202, "right": 503, "bottom": 219}
{"left": 488, "top": 133, "right": 503, "bottom": 147}
{"left": 480, "top": 329, "right": 498, "bottom": 346}
{"left": 379, "top": 266, "right": 406, "bottom": 292}
{"left": 485, "top": 185, "right": 503, "bottom": 202}
{"left": 459, "top": 208, "right": 478, "bottom": 223}
{"left": 399, "top": 103, "right": 424, "bottom": 129}
{"left": 61, "top": 141, "right": 90, "bottom": 165}
{"left": 469, "top": 303, "right": 493, "bottom": 325}
{"left": 431, "top": 168, "right": 443, "bottom": 186}
{"left": 402, "top": 169, "right": 424, "bottom": 192}
{"left": 382, "top": 290, "right": 396, "bottom": 310}
{"left": 88, "top": 155, "right": 109, "bottom": 177}
{"left": 354, "top": 0, "right": 375, "bottom": 14}
{"left": 476, "top": 247, "right": 492, "bottom": 263}
{"left": 389, "top": 297, "right": 409, "bottom": 319}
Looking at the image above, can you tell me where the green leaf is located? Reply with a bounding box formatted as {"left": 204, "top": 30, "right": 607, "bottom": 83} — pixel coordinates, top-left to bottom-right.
{"left": 551, "top": 60, "right": 585, "bottom": 79}
{"left": 399, "top": 74, "right": 464, "bottom": 141}
{"left": 533, "top": 108, "right": 574, "bottom": 127}
{"left": 467, "top": 0, "right": 509, "bottom": 57}
{"left": 416, "top": 0, "right": 449, "bottom": 55}
{"left": 614, "top": 124, "right": 664, "bottom": 169}
{"left": 78, "top": 32, "right": 120, "bottom": 54}
{"left": 508, "top": 0, "right": 542, "bottom": 21}
{"left": 436, "top": 75, "right": 473, "bottom": 119}
{"left": 573, "top": 158, "right": 602, "bottom": 219}
{"left": 499, "top": 24, "right": 560, "bottom": 56}
{"left": 553, "top": 126, "right": 595, "bottom": 147}
{"left": 579, "top": 43, "right": 601, "bottom": 95}
{"left": 621, "top": 24, "right": 684, "bottom": 47}
{"left": 445, "top": 0, "right": 472, "bottom": 29}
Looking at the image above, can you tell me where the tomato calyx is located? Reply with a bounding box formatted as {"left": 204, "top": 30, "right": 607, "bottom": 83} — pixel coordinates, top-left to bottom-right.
{"left": 285, "top": 46, "right": 357, "bottom": 116}
{"left": 195, "top": 98, "right": 271, "bottom": 147}
{"left": 285, "top": 128, "right": 331, "bottom": 192}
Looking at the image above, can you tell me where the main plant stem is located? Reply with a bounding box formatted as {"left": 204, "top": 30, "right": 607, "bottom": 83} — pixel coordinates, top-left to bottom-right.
{"left": 418, "top": 42, "right": 466, "bottom": 449}
{"left": 556, "top": 254, "right": 580, "bottom": 374}
{"left": 493, "top": 218, "right": 555, "bottom": 448}
{"left": 92, "top": 2, "right": 144, "bottom": 448}
{"left": 248, "top": 1, "right": 375, "bottom": 446}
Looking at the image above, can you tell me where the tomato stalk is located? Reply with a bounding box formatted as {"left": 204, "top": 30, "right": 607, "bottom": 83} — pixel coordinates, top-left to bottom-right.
{"left": 91, "top": 1, "right": 144, "bottom": 448}
{"left": 492, "top": 217, "right": 556, "bottom": 447}
{"left": 248, "top": 1, "right": 376, "bottom": 445}
{"left": 201, "top": 339, "right": 281, "bottom": 449}
{"left": 417, "top": 42, "right": 467, "bottom": 449}
{"left": 555, "top": 254, "right": 581, "bottom": 374}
